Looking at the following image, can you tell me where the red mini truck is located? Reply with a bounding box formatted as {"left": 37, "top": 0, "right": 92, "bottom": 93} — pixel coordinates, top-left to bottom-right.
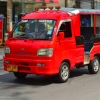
{"left": 3, "top": 7, "right": 100, "bottom": 83}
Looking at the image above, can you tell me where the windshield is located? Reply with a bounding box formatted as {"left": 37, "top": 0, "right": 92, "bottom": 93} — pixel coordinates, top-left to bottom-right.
{"left": 12, "top": 19, "right": 56, "bottom": 40}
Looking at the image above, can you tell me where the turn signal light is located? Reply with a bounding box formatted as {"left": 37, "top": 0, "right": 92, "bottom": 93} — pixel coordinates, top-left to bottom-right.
{"left": 36, "top": 63, "right": 45, "bottom": 66}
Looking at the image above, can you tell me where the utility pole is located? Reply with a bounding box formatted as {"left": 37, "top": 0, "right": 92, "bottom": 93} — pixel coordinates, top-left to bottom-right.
{"left": 91, "top": 0, "right": 95, "bottom": 9}
{"left": 75, "top": 0, "right": 81, "bottom": 8}
{"left": 7, "top": 0, "right": 13, "bottom": 31}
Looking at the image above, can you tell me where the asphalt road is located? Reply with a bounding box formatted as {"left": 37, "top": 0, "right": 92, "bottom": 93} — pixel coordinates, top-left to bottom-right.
{"left": 0, "top": 60, "right": 100, "bottom": 100}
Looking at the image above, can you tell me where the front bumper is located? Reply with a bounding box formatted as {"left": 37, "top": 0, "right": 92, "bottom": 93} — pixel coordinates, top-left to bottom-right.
{"left": 3, "top": 57, "right": 56, "bottom": 75}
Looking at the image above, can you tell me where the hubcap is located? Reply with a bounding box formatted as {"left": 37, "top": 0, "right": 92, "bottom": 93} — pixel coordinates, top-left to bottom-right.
{"left": 61, "top": 65, "right": 69, "bottom": 80}
{"left": 94, "top": 59, "right": 99, "bottom": 72}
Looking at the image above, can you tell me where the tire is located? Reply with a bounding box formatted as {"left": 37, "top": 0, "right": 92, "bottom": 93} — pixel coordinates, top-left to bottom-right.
{"left": 14, "top": 72, "right": 27, "bottom": 79}
{"left": 88, "top": 56, "right": 100, "bottom": 74}
{"left": 55, "top": 62, "right": 70, "bottom": 83}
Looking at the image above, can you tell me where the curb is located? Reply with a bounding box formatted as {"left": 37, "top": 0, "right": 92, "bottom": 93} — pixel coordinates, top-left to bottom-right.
{"left": 0, "top": 46, "right": 4, "bottom": 48}
{"left": 0, "top": 58, "right": 3, "bottom": 61}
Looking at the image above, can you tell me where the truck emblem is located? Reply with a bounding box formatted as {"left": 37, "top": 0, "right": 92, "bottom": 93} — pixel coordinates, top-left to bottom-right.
{"left": 21, "top": 48, "right": 24, "bottom": 51}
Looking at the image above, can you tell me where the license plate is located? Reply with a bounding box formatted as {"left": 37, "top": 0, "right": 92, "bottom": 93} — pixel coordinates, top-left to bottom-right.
{"left": 7, "top": 65, "right": 18, "bottom": 72}
{"left": 7, "top": 65, "right": 13, "bottom": 71}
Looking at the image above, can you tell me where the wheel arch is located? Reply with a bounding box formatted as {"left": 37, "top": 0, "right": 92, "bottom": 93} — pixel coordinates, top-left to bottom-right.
{"left": 55, "top": 59, "right": 70, "bottom": 83}
{"left": 61, "top": 59, "right": 71, "bottom": 69}
{"left": 94, "top": 54, "right": 100, "bottom": 61}
{"left": 88, "top": 54, "right": 100, "bottom": 74}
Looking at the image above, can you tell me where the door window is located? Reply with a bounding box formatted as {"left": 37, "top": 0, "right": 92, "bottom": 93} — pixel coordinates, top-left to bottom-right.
{"left": 59, "top": 21, "right": 72, "bottom": 38}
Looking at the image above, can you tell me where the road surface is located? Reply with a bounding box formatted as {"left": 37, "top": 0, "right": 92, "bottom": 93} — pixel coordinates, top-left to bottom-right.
{"left": 0, "top": 60, "right": 100, "bottom": 100}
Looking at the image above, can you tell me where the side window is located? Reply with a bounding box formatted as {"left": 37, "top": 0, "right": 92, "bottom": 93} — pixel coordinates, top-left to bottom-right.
{"left": 80, "top": 14, "right": 94, "bottom": 41}
{"left": 80, "top": 14, "right": 91, "bottom": 27}
{"left": 59, "top": 22, "right": 72, "bottom": 38}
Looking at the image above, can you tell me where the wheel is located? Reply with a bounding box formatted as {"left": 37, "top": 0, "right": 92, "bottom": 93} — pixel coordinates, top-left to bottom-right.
{"left": 88, "top": 56, "right": 100, "bottom": 74}
{"left": 55, "top": 62, "right": 70, "bottom": 83}
{"left": 14, "top": 72, "right": 27, "bottom": 79}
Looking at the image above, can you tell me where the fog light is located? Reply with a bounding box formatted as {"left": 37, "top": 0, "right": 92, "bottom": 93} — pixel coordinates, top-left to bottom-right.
{"left": 5, "top": 60, "right": 10, "bottom": 64}
{"left": 36, "top": 63, "right": 45, "bottom": 66}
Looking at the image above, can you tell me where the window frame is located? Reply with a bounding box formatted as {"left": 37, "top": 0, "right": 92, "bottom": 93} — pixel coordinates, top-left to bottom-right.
{"left": 57, "top": 19, "right": 72, "bottom": 38}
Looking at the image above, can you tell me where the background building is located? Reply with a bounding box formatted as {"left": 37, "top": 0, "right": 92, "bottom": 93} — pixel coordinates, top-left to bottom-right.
{"left": 0, "top": 0, "right": 100, "bottom": 32}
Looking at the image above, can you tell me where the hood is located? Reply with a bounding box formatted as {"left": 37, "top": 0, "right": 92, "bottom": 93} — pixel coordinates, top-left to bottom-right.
{"left": 5, "top": 39, "right": 53, "bottom": 59}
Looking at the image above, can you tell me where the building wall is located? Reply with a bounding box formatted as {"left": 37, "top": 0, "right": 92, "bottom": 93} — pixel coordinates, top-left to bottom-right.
{"left": 47, "top": 0, "right": 74, "bottom": 7}
{"left": 24, "top": 3, "right": 43, "bottom": 13}
{"left": 46, "top": 0, "right": 64, "bottom": 7}
{"left": 81, "top": 1, "right": 100, "bottom": 9}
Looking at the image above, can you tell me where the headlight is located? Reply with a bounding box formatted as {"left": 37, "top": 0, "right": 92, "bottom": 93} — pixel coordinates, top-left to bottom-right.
{"left": 4, "top": 46, "right": 10, "bottom": 54}
{"left": 37, "top": 48, "right": 53, "bottom": 57}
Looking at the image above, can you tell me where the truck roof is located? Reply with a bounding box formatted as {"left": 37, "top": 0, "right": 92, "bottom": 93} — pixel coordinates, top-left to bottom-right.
{"left": 22, "top": 10, "right": 75, "bottom": 20}
{"left": 60, "top": 8, "right": 100, "bottom": 14}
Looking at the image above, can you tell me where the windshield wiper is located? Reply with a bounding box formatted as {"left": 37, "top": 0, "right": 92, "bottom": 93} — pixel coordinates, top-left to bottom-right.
{"left": 13, "top": 36, "right": 27, "bottom": 39}
{"left": 33, "top": 38, "right": 50, "bottom": 40}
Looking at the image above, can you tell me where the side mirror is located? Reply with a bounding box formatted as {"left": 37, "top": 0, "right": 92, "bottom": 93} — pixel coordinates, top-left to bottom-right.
{"left": 58, "top": 32, "right": 64, "bottom": 40}
{"left": 7, "top": 31, "right": 11, "bottom": 35}
{"left": 7, "top": 31, "right": 12, "bottom": 38}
